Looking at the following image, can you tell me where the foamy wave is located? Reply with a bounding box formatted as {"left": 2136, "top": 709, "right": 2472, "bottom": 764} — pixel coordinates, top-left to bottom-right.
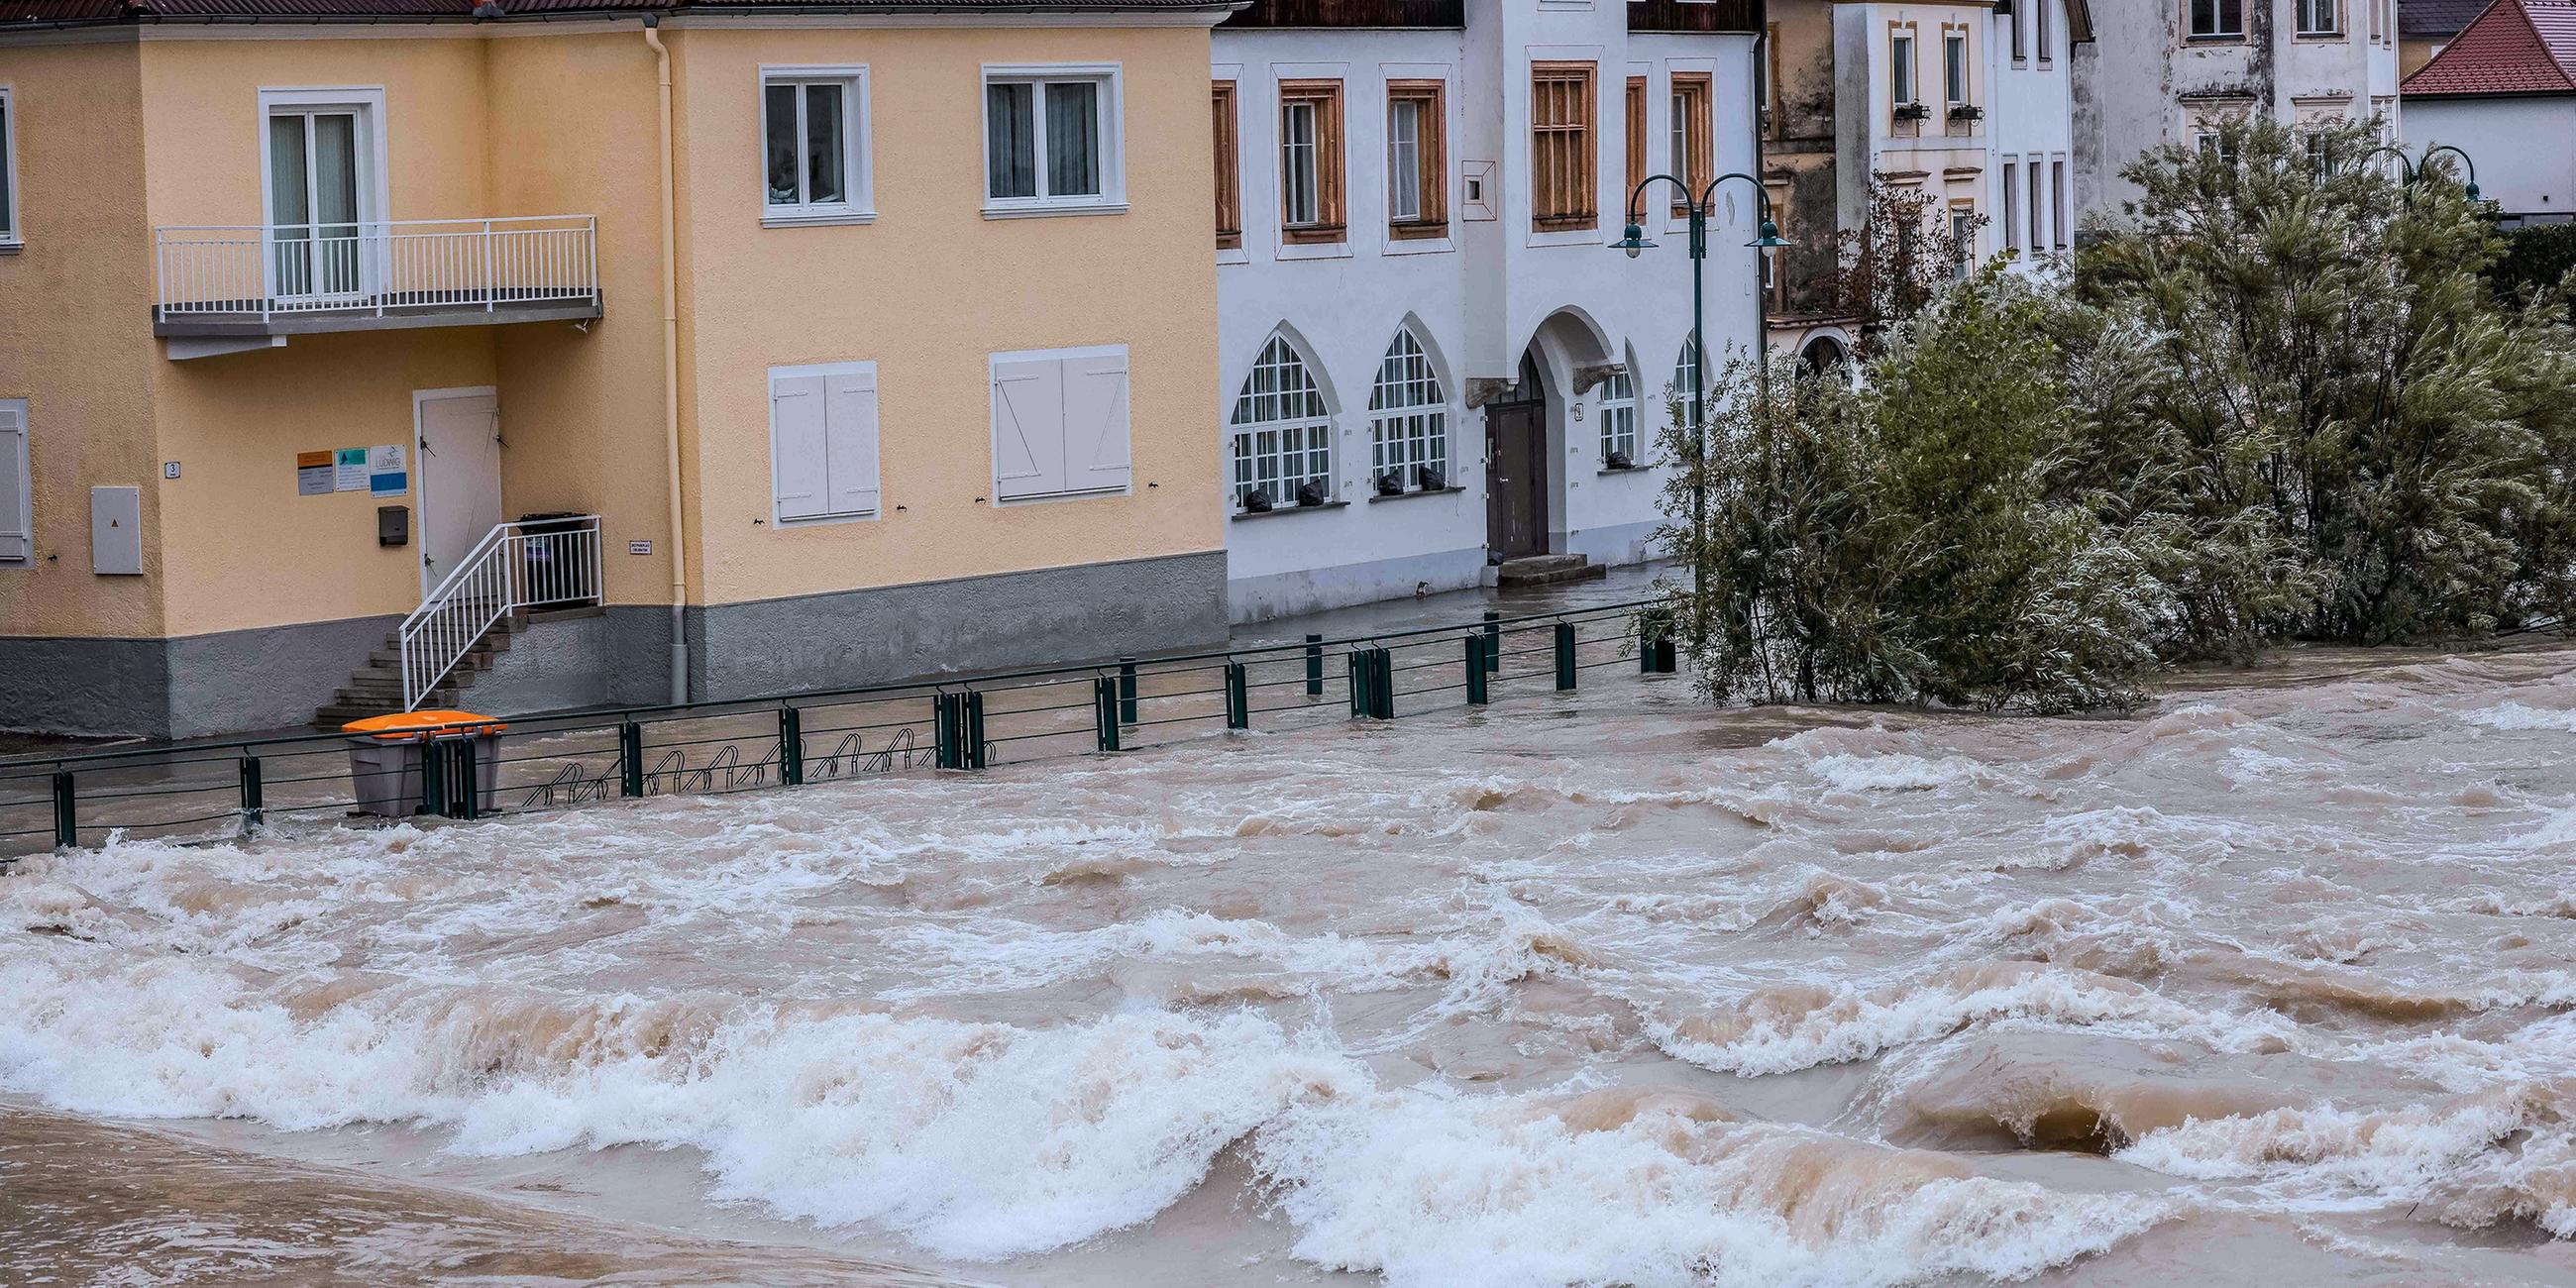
{"left": 2116, "top": 1082, "right": 2576, "bottom": 1236}
{"left": 1806, "top": 753, "right": 1990, "bottom": 794}
{"left": 1652, "top": 962, "right": 2296, "bottom": 1078}
{"left": 1253, "top": 1085, "right": 2170, "bottom": 1287}
{"left": 2461, "top": 701, "right": 2576, "bottom": 733}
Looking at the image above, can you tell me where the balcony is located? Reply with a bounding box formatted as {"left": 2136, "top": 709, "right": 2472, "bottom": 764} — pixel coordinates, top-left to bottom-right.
{"left": 153, "top": 216, "right": 600, "bottom": 341}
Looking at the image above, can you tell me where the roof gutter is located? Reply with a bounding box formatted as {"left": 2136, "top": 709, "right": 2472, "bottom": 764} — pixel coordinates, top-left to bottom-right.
{"left": 641, "top": 12, "right": 688, "bottom": 706}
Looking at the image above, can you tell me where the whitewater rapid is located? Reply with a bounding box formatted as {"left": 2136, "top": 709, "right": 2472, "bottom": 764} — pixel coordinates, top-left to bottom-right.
{"left": 7, "top": 646, "right": 2576, "bottom": 1285}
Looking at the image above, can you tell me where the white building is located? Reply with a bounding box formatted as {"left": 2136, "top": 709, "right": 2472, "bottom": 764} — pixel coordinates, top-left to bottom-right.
{"left": 2076, "top": 0, "right": 2405, "bottom": 217}
{"left": 1763, "top": 0, "right": 2091, "bottom": 364}
{"left": 2402, "top": 0, "right": 2576, "bottom": 226}
{"left": 1211, "top": 0, "right": 1762, "bottom": 621}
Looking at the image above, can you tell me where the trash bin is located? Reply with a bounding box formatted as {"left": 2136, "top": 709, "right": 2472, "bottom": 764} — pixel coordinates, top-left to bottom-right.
{"left": 342, "top": 710, "right": 508, "bottom": 817}
{"left": 516, "top": 512, "right": 596, "bottom": 609}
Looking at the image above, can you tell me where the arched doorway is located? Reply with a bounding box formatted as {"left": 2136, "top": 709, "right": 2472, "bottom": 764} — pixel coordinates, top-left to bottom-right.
{"left": 1799, "top": 335, "right": 1849, "bottom": 375}
{"left": 1484, "top": 352, "right": 1549, "bottom": 562}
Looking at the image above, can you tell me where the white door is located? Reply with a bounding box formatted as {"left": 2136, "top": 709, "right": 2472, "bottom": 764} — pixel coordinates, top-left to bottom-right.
{"left": 416, "top": 389, "right": 503, "bottom": 596}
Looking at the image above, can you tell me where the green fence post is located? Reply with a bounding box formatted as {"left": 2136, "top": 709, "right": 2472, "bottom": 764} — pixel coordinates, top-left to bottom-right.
{"left": 779, "top": 704, "right": 805, "bottom": 787}
{"left": 1482, "top": 611, "right": 1502, "bottom": 674}
{"left": 1118, "top": 658, "right": 1139, "bottom": 725}
{"left": 1305, "top": 634, "right": 1325, "bottom": 696}
{"left": 1225, "top": 662, "right": 1249, "bottom": 729}
{"left": 419, "top": 740, "right": 448, "bottom": 817}
{"left": 619, "top": 720, "right": 644, "bottom": 798}
{"left": 1465, "top": 635, "right": 1489, "bottom": 706}
{"left": 965, "top": 690, "right": 988, "bottom": 769}
{"left": 1346, "top": 650, "right": 1366, "bottom": 718}
{"left": 238, "top": 755, "right": 265, "bottom": 833}
{"left": 453, "top": 738, "right": 481, "bottom": 820}
{"left": 51, "top": 770, "right": 75, "bottom": 850}
{"left": 1094, "top": 677, "right": 1122, "bottom": 753}
{"left": 1373, "top": 648, "right": 1396, "bottom": 719}
{"left": 1640, "top": 618, "right": 1659, "bottom": 674}
{"left": 1555, "top": 622, "right": 1577, "bottom": 691}
{"left": 1654, "top": 635, "right": 1677, "bottom": 674}
{"left": 933, "top": 693, "right": 958, "bottom": 770}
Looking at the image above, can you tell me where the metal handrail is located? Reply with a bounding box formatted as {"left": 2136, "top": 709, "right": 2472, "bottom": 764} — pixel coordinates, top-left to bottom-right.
{"left": 397, "top": 515, "right": 602, "bottom": 710}
{"left": 153, "top": 216, "right": 599, "bottom": 322}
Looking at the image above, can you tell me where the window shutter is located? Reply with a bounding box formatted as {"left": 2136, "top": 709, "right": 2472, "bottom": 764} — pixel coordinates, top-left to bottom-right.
{"left": 0, "top": 405, "right": 27, "bottom": 564}
{"left": 1063, "top": 352, "right": 1131, "bottom": 495}
{"left": 992, "top": 357, "right": 1066, "bottom": 500}
{"left": 771, "top": 375, "right": 828, "bottom": 520}
{"left": 823, "top": 371, "right": 881, "bottom": 516}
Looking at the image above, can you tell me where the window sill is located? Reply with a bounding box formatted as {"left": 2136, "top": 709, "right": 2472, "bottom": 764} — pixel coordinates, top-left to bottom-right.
{"left": 1218, "top": 245, "right": 1252, "bottom": 267}
{"left": 1382, "top": 235, "right": 1454, "bottom": 257}
{"left": 983, "top": 201, "right": 1129, "bottom": 221}
{"left": 0, "top": 241, "right": 20, "bottom": 256}
{"left": 762, "top": 209, "right": 876, "bottom": 229}
{"left": 774, "top": 509, "right": 880, "bottom": 528}
{"left": 1596, "top": 464, "right": 1653, "bottom": 477}
{"left": 2293, "top": 32, "right": 2346, "bottom": 41}
{"left": 1366, "top": 485, "right": 1464, "bottom": 503}
{"left": 1232, "top": 499, "right": 1348, "bottom": 521}
{"left": 2183, "top": 34, "right": 2250, "bottom": 43}
{"left": 994, "top": 485, "right": 1128, "bottom": 506}
{"left": 1278, "top": 240, "right": 1352, "bottom": 262}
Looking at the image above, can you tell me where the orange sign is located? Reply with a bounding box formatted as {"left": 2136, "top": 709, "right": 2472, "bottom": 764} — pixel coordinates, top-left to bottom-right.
{"left": 296, "top": 451, "right": 332, "bottom": 469}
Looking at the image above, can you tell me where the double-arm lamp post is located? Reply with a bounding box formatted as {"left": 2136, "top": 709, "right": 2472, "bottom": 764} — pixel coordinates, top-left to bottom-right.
{"left": 1609, "top": 173, "right": 1789, "bottom": 626}
{"left": 2360, "top": 143, "right": 2482, "bottom": 201}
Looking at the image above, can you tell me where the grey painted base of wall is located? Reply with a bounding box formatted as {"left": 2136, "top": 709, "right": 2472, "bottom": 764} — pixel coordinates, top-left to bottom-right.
{"left": 0, "top": 614, "right": 397, "bottom": 740}
{"left": 1565, "top": 519, "right": 1663, "bottom": 572}
{"left": 687, "top": 550, "right": 1230, "bottom": 702}
{"left": 1229, "top": 546, "right": 1490, "bottom": 624}
{"left": 4, "top": 552, "right": 1227, "bottom": 738}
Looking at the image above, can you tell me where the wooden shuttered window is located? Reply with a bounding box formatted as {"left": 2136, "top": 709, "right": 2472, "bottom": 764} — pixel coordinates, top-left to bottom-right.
{"left": 1530, "top": 61, "right": 1596, "bottom": 232}
{"left": 1668, "top": 71, "right": 1711, "bottom": 215}
{"left": 1386, "top": 79, "right": 1448, "bottom": 239}
{"left": 770, "top": 368, "right": 881, "bottom": 522}
{"left": 1624, "top": 76, "right": 1647, "bottom": 221}
{"left": 1279, "top": 79, "right": 1346, "bottom": 245}
{"left": 993, "top": 348, "right": 1132, "bottom": 502}
{"left": 1213, "top": 81, "right": 1241, "bottom": 250}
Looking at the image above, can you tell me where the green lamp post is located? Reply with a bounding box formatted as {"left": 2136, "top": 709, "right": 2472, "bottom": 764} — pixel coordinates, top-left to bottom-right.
{"left": 1609, "top": 172, "right": 1790, "bottom": 633}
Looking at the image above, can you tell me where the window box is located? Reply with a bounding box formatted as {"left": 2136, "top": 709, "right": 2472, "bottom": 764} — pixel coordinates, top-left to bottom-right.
{"left": 1892, "top": 101, "right": 1932, "bottom": 122}
{"left": 983, "top": 64, "right": 1125, "bottom": 219}
{"left": 1948, "top": 103, "right": 1985, "bottom": 122}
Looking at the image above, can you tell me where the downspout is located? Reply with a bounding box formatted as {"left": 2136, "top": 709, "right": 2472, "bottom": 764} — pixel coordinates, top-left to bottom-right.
{"left": 643, "top": 15, "right": 689, "bottom": 704}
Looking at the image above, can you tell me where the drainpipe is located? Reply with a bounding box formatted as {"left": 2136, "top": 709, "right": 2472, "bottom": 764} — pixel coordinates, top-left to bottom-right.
{"left": 644, "top": 14, "right": 689, "bottom": 704}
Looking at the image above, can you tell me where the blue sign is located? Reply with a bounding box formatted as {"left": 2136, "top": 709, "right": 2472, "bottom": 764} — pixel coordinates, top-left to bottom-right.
{"left": 370, "top": 471, "right": 408, "bottom": 496}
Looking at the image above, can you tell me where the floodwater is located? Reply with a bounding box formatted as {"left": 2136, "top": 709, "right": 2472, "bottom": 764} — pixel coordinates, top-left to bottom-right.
{"left": 7, "top": 644, "right": 2576, "bottom": 1286}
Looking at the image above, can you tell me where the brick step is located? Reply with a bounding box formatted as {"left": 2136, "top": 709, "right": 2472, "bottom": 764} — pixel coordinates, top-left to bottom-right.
{"left": 1496, "top": 554, "right": 1606, "bottom": 589}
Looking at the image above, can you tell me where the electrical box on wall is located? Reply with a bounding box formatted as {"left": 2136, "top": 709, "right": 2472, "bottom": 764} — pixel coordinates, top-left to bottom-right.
{"left": 91, "top": 486, "right": 143, "bottom": 576}
{"left": 378, "top": 505, "right": 410, "bottom": 548}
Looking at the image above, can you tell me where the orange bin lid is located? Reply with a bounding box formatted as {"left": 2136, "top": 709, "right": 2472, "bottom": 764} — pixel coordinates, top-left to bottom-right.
{"left": 341, "top": 709, "right": 508, "bottom": 740}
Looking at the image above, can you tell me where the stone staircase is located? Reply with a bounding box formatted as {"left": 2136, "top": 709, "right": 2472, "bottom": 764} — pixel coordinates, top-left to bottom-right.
{"left": 312, "top": 612, "right": 528, "bottom": 727}
{"left": 1495, "top": 553, "right": 1607, "bottom": 590}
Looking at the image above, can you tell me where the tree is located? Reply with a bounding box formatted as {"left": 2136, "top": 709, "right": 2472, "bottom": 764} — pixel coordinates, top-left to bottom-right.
{"left": 1820, "top": 183, "right": 1987, "bottom": 357}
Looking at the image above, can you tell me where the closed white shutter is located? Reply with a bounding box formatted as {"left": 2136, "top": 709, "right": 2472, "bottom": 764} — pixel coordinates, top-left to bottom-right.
{"left": 1062, "top": 351, "right": 1132, "bottom": 495}
{"left": 992, "top": 357, "right": 1066, "bottom": 500}
{"left": 771, "top": 375, "right": 829, "bottom": 521}
{"left": 0, "top": 403, "right": 27, "bottom": 565}
{"left": 822, "top": 370, "right": 881, "bottom": 516}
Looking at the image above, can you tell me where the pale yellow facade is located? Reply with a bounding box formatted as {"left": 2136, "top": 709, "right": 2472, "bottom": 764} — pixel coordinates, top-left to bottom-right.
{"left": 0, "top": 11, "right": 1230, "bottom": 735}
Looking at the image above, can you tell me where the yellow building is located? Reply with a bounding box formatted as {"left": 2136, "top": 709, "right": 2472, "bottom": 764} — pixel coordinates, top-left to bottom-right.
{"left": 0, "top": 0, "right": 1234, "bottom": 738}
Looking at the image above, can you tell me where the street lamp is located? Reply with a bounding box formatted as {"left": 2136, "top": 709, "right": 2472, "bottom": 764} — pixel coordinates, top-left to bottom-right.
{"left": 1609, "top": 171, "right": 1787, "bottom": 635}
{"left": 2361, "top": 143, "right": 2483, "bottom": 202}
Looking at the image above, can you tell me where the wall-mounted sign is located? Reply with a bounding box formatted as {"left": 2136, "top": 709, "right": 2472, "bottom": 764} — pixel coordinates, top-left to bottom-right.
{"left": 335, "top": 447, "right": 369, "bottom": 492}
{"left": 162, "top": 461, "right": 181, "bottom": 480}
{"left": 629, "top": 539, "right": 654, "bottom": 556}
{"left": 295, "top": 451, "right": 334, "bottom": 496}
{"left": 368, "top": 444, "right": 408, "bottom": 497}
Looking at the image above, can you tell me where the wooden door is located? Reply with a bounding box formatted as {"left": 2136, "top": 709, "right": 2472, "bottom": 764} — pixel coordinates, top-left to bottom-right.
{"left": 1486, "top": 398, "right": 1547, "bottom": 561}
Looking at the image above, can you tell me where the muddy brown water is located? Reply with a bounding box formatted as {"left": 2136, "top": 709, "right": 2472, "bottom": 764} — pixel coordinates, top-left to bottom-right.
{"left": 7, "top": 644, "right": 2576, "bottom": 1286}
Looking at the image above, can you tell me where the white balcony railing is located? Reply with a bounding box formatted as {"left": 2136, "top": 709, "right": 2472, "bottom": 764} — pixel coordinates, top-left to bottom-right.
{"left": 154, "top": 216, "right": 598, "bottom": 325}
{"left": 399, "top": 515, "right": 603, "bottom": 710}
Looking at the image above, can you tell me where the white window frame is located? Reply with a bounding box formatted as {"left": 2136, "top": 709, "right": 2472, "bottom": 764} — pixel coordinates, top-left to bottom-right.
{"left": 768, "top": 360, "right": 881, "bottom": 526}
{"left": 0, "top": 87, "right": 20, "bottom": 249}
{"left": 1367, "top": 328, "right": 1449, "bottom": 491}
{"left": 1944, "top": 32, "right": 1969, "bottom": 106}
{"left": 0, "top": 398, "right": 27, "bottom": 568}
{"left": 981, "top": 62, "right": 1127, "bottom": 219}
{"left": 1890, "top": 35, "right": 1916, "bottom": 106}
{"left": 1598, "top": 365, "right": 1639, "bottom": 467}
{"left": 2295, "top": 0, "right": 2339, "bottom": 36}
{"left": 256, "top": 86, "right": 390, "bottom": 301}
{"left": 1229, "top": 334, "right": 1335, "bottom": 511}
{"left": 760, "top": 65, "right": 873, "bottom": 228}
{"left": 1672, "top": 333, "right": 1703, "bottom": 406}
{"left": 1386, "top": 95, "right": 1423, "bottom": 224}
{"left": 2191, "top": 0, "right": 2245, "bottom": 38}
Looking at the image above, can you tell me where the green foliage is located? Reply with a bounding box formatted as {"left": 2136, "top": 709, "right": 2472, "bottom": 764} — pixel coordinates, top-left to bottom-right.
{"left": 2489, "top": 222, "right": 2576, "bottom": 322}
{"left": 1662, "top": 118, "right": 2576, "bottom": 712}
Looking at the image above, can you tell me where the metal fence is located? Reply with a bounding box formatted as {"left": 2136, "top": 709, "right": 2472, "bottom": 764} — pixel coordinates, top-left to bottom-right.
{"left": 154, "top": 216, "right": 600, "bottom": 323}
{"left": 0, "top": 598, "right": 1679, "bottom": 860}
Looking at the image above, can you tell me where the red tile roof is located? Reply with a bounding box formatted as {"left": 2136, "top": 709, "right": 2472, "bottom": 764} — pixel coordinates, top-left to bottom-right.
{"left": 2404, "top": 0, "right": 2576, "bottom": 96}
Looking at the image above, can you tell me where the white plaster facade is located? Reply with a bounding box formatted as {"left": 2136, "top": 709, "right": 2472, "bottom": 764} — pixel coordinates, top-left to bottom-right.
{"left": 1213, "top": 6, "right": 1759, "bottom": 622}
{"left": 2076, "top": 0, "right": 2403, "bottom": 218}
{"left": 2404, "top": 96, "right": 2576, "bottom": 224}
